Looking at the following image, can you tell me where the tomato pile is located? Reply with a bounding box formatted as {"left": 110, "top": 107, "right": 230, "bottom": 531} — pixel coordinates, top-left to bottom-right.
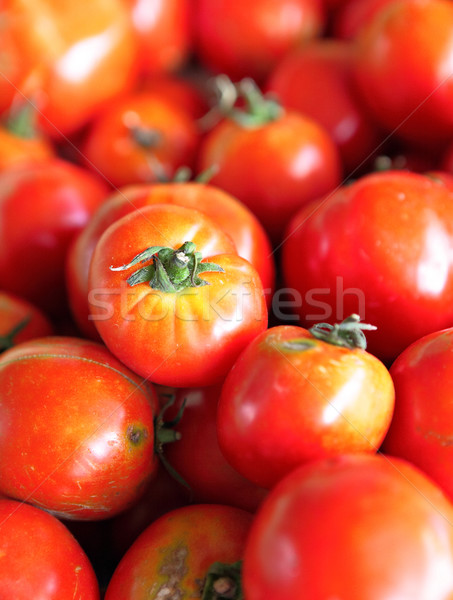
{"left": 3, "top": 0, "right": 453, "bottom": 598}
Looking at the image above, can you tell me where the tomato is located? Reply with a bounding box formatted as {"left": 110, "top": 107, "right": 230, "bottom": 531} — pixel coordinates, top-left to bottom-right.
{"left": 242, "top": 453, "right": 453, "bottom": 600}
{"left": 0, "top": 0, "right": 137, "bottom": 138}
{"left": 332, "top": 0, "right": 402, "bottom": 40}
{"left": 265, "top": 38, "right": 384, "bottom": 175}
{"left": 88, "top": 203, "right": 268, "bottom": 387}
{"left": 193, "top": 0, "right": 326, "bottom": 83}
{"left": 0, "top": 498, "right": 100, "bottom": 599}
{"left": 104, "top": 503, "right": 252, "bottom": 600}
{"left": 162, "top": 385, "right": 268, "bottom": 511}
{"left": 282, "top": 169, "right": 453, "bottom": 365}
{"left": 0, "top": 290, "right": 53, "bottom": 351}
{"left": 0, "top": 336, "right": 159, "bottom": 519}
{"left": 140, "top": 74, "right": 209, "bottom": 119}
{"left": 67, "top": 181, "right": 275, "bottom": 338}
{"left": 197, "top": 79, "right": 342, "bottom": 243}
{"left": 125, "top": 0, "right": 192, "bottom": 75}
{"left": 381, "top": 326, "right": 453, "bottom": 503}
{"left": 0, "top": 157, "right": 108, "bottom": 316}
{"left": 81, "top": 91, "right": 200, "bottom": 188}
{"left": 217, "top": 318, "right": 394, "bottom": 489}
{"left": 352, "top": 0, "right": 453, "bottom": 146}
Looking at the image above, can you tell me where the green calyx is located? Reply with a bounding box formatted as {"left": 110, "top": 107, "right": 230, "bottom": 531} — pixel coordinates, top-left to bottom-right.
{"left": 110, "top": 241, "right": 224, "bottom": 292}
{"left": 309, "top": 314, "right": 377, "bottom": 350}
{"left": 0, "top": 316, "right": 30, "bottom": 353}
{"left": 201, "top": 561, "right": 243, "bottom": 600}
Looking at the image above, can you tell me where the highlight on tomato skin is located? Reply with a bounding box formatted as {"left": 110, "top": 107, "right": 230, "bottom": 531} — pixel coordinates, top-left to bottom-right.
{"left": 0, "top": 336, "right": 160, "bottom": 520}
{"left": 0, "top": 498, "right": 100, "bottom": 599}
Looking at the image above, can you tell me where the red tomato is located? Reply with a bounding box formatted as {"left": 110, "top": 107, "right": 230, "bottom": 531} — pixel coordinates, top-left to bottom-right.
{"left": 67, "top": 181, "right": 275, "bottom": 338}
{"left": 0, "top": 157, "right": 108, "bottom": 316}
{"left": 382, "top": 327, "right": 453, "bottom": 503}
{"left": 332, "top": 0, "right": 403, "bottom": 40}
{"left": 0, "top": 291, "right": 53, "bottom": 351}
{"left": 0, "top": 336, "right": 159, "bottom": 519}
{"left": 217, "top": 320, "right": 395, "bottom": 489}
{"left": 125, "top": 0, "right": 192, "bottom": 75}
{"left": 163, "top": 385, "right": 268, "bottom": 511}
{"left": 0, "top": 0, "right": 138, "bottom": 138}
{"left": 88, "top": 203, "right": 268, "bottom": 387}
{"left": 0, "top": 499, "right": 100, "bottom": 599}
{"left": 243, "top": 453, "right": 453, "bottom": 600}
{"left": 194, "top": 0, "right": 326, "bottom": 83}
{"left": 352, "top": 0, "right": 453, "bottom": 146}
{"left": 0, "top": 112, "right": 54, "bottom": 171}
{"left": 282, "top": 169, "right": 453, "bottom": 365}
{"left": 197, "top": 81, "right": 342, "bottom": 243}
{"left": 81, "top": 91, "right": 200, "bottom": 188}
{"left": 266, "top": 38, "right": 384, "bottom": 174}
{"left": 104, "top": 503, "right": 252, "bottom": 599}
{"left": 140, "top": 74, "right": 209, "bottom": 119}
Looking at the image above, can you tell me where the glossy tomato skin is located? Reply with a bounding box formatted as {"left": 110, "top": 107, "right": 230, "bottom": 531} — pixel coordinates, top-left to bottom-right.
{"left": 0, "top": 499, "right": 100, "bottom": 599}
{"left": 67, "top": 182, "right": 275, "bottom": 338}
{"left": 243, "top": 453, "right": 453, "bottom": 600}
{"left": 352, "top": 0, "right": 453, "bottom": 146}
{"left": 266, "top": 39, "right": 384, "bottom": 174}
{"left": 88, "top": 204, "right": 268, "bottom": 388}
{"left": 382, "top": 327, "right": 453, "bottom": 502}
{"left": 282, "top": 170, "right": 453, "bottom": 365}
{"left": 194, "top": 0, "right": 326, "bottom": 83}
{"left": 126, "top": 0, "right": 192, "bottom": 75}
{"left": 0, "top": 0, "right": 137, "bottom": 137}
{"left": 163, "top": 385, "right": 268, "bottom": 511}
{"left": 104, "top": 503, "right": 252, "bottom": 600}
{"left": 217, "top": 325, "right": 394, "bottom": 489}
{"left": 0, "top": 291, "right": 53, "bottom": 350}
{"left": 0, "top": 158, "right": 108, "bottom": 316}
{"left": 0, "top": 336, "right": 159, "bottom": 520}
{"left": 197, "top": 110, "right": 342, "bottom": 243}
{"left": 81, "top": 91, "right": 200, "bottom": 188}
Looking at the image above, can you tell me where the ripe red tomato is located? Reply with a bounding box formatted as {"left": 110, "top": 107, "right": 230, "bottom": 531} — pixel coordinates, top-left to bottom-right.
{"left": 217, "top": 319, "right": 394, "bottom": 489}
{"left": 282, "top": 169, "right": 453, "bottom": 365}
{"left": 162, "top": 385, "right": 268, "bottom": 511}
{"left": 352, "top": 0, "right": 453, "bottom": 146}
{"left": 0, "top": 498, "right": 100, "bottom": 599}
{"left": 266, "top": 38, "right": 384, "bottom": 174}
{"left": 0, "top": 291, "right": 53, "bottom": 351}
{"left": 0, "top": 113, "right": 54, "bottom": 170}
{"left": 81, "top": 91, "right": 200, "bottom": 188}
{"left": 88, "top": 203, "right": 268, "bottom": 387}
{"left": 0, "top": 336, "right": 159, "bottom": 519}
{"left": 104, "top": 503, "right": 252, "bottom": 599}
{"left": 125, "top": 0, "right": 192, "bottom": 75}
{"left": 197, "top": 81, "right": 342, "bottom": 243}
{"left": 243, "top": 453, "right": 453, "bottom": 600}
{"left": 0, "top": 157, "right": 108, "bottom": 316}
{"left": 0, "top": 0, "right": 138, "bottom": 137}
{"left": 67, "top": 181, "right": 275, "bottom": 338}
{"left": 332, "top": 0, "right": 402, "bottom": 40}
{"left": 382, "top": 326, "right": 453, "bottom": 502}
{"left": 194, "top": 0, "right": 326, "bottom": 83}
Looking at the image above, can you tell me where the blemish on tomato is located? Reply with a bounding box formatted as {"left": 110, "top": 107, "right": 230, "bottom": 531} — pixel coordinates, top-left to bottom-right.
{"left": 126, "top": 424, "right": 148, "bottom": 446}
{"left": 154, "top": 544, "right": 189, "bottom": 599}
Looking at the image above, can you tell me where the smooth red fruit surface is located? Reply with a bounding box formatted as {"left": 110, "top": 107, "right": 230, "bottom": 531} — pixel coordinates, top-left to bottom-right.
{"left": 88, "top": 204, "right": 268, "bottom": 387}
{"left": 0, "top": 499, "right": 100, "bottom": 599}
{"left": 352, "top": 0, "right": 453, "bottom": 145}
{"left": 198, "top": 110, "right": 342, "bottom": 243}
{"left": 266, "top": 39, "right": 383, "bottom": 174}
{"left": 0, "top": 291, "right": 53, "bottom": 351}
{"left": 0, "top": 158, "right": 108, "bottom": 316}
{"left": 243, "top": 453, "right": 453, "bottom": 600}
{"left": 0, "top": 337, "right": 158, "bottom": 519}
{"left": 81, "top": 91, "right": 200, "bottom": 188}
{"left": 217, "top": 324, "right": 394, "bottom": 489}
{"left": 194, "top": 0, "right": 326, "bottom": 82}
{"left": 282, "top": 169, "right": 453, "bottom": 364}
{"left": 105, "top": 503, "right": 252, "bottom": 599}
{"left": 382, "top": 327, "right": 453, "bottom": 502}
{"left": 67, "top": 181, "right": 275, "bottom": 338}
{"left": 0, "top": 0, "right": 137, "bottom": 137}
